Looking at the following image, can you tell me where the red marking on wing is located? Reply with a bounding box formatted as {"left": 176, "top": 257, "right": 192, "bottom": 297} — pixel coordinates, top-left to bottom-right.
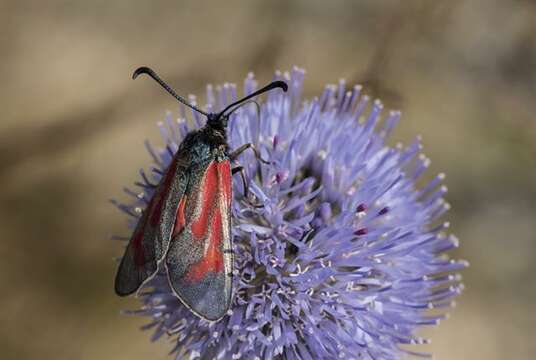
{"left": 191, "top": 162, "right": 218, "bottom": 239}
{"left": 183, "top": 161, "right": 231, "bottom": 283}
{"left": 184, "top": 208, "right": 224, "bottom": 283}
{"left": 173, "top": 195, "right": 187, "bottom": 237}
{"left": 150, "top": 159, "right": 178, "bottom": 226}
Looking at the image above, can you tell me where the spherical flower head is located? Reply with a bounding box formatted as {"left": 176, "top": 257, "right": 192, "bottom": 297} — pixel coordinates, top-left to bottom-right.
{"left": 114, "top": 67, "right": 467, "bottom": 359}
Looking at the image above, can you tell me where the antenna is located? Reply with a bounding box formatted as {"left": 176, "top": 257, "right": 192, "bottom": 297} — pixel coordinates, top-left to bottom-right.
{"left": 219, "top": 80, "right": 288, "bottom": 117}
{"left": 132, "top": 66, "right": 209, "bottom": 117}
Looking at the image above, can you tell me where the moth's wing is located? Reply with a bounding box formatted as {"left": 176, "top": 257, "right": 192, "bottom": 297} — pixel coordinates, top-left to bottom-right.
{"left": 165, "top": 159, "right": 233, "bottom": 321}
{"left": 115, "top": 150, "right": 190, "bottom": 296}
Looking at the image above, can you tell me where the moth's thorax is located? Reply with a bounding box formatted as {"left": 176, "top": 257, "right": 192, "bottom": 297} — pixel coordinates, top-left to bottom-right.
{"left": 179, "top": 123, "right": 229, "bottom": 165}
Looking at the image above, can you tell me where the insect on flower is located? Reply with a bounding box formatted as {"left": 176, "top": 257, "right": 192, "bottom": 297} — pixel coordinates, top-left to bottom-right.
{"left": 114, "top": 66, "right": 288, "bottom": 321}
{"left": 113, "top": 67, "right": 467, "bottom": 359}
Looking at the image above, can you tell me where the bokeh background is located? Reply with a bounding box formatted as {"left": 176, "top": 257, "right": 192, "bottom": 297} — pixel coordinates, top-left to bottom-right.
{"left": 1, "top": 0, "right": 535, "bottom": 359}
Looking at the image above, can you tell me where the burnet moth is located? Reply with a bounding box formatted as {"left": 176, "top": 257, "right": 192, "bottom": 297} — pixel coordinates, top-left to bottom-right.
{"left": 115, "top": 66, "right": 288, "bottom": 321}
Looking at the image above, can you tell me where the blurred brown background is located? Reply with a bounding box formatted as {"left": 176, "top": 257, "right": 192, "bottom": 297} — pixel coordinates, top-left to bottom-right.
{"left": 1, "top": 0, "right": 535, "bottom": 359}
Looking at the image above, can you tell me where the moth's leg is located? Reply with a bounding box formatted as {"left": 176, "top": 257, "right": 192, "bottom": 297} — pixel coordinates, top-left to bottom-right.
{"left": 229, "top": 143, "right": 270, "bottom": 164}
{"left": 232, "top": 165, "right": 264, "bottom": 209}
{"left": 232, "top": 166, "right": 249, "bottom": 198}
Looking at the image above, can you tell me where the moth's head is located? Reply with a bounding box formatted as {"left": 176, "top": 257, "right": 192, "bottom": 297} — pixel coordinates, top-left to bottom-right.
{"left": 207, "top": 113, "right": 228, "bottom": 131}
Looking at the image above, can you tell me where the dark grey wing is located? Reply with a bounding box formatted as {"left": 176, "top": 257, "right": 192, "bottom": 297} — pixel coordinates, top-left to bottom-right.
{"left": 115, "top": 150, "right": 190, "bottom": 296}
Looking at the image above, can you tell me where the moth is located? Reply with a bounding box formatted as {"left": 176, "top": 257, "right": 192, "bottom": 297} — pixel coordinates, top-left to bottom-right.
{"left": 115, "top": 66, "right": 287, "bottom": 321}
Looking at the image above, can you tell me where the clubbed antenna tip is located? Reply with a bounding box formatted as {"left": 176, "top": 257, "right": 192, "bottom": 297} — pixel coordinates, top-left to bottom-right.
{"left": 132, "top": 66, "right": 152, "bottom": 80}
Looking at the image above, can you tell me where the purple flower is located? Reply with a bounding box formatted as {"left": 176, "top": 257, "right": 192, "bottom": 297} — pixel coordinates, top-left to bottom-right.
{"left": 114, "top": 68, "right": 467, "bottom": 359}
